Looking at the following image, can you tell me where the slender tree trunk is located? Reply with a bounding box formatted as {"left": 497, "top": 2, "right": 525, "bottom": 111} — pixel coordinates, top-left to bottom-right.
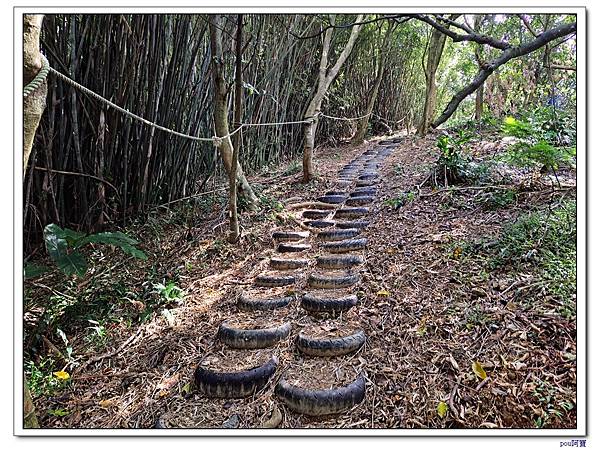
{"left": 475, "top": 84, "right": 484, "bottom": 121}
{"left": 23, "top": 14, "right": 47, "bottom": 177}
{"left": 23, "top": 13, "right": 46, "bottom": 429}
{"left": 474, "top": 15, "right": 485, "bottom": 122}
{"left": 227, "top": 14, "right": 244, "bottom": 243}
{"left": 302, "top": 14, "right": 364, "bottom": 182}
{"left": 208, "top": 14, "right": 258, "bottom": 209}
{"left": 352, "top": 24, "right": 393, "bottom": 145}
{"left": 417, "top": 15, "right": 459, "bottom": 136}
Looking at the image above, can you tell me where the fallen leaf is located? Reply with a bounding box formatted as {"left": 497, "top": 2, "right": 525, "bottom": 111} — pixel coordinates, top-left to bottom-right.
{"left": 472, "top": 361, "right": 488, "bottom": 380}
{"left": 157, "top": 374, "right": 180, "bottom": 390}
{"left": 181, "top": 382, "right": 192, "bottom": 395}
{"left": 376, "top": 289, "right": 390, "bottom": 297}
{"left": 453, "top": 246, "right": 463, "bottom": 258}
{"left": 98, "top": 399, "right": 115, "bottom": 408}
{"left": 437, "top": 401, "right": 448, "bottom": 418}
{"left": 53, "top": 371, "right": 70, "bottom": 381}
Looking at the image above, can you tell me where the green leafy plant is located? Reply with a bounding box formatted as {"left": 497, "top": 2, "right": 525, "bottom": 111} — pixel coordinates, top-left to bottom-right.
{"left": 478, "top": 189, "right": 517, "bottom": 210}
{"left": 153, "top": 280, "right": 185, "bottom": 304}
{"left": 39, "top": 224, "right": 147, "bottom": 277}
{"left": 384, "top": 191, "right": 416, "bottom": 209}
{"left": 501, "top": 116, "right": 576, "bottom": 183}
{"left": 430, "top": 130, "right": 475, "bottom": 187}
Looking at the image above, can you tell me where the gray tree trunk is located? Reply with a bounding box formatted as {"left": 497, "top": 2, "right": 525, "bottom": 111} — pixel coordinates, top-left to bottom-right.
{"left": 208, "top": 15, "right": 258, "bottom": 209}
{"left": 302, "top": 14, "right": 364, "bottom": 182}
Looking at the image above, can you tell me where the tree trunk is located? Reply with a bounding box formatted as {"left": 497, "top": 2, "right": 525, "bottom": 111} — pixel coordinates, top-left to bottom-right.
{"left": 227, "top": 14, "right": 244, "bottom": 243}
{"left": 23, "top": 13, "right": 46, "bottom": 429}
{"left": 474, "top": 15, "right": 485, "bottom": 122}
{"left": 417, "top": 15, "right": 459, "bottom": 136}
{"left": 351, "top": 24, "right": 391, "bottom": 145}
{"left": 23, "top": 14, "right": 47, "bottom": 177}
{"left": 208, "top": 15, "right": 258, "bottom": 209}
{"left": 302, "top": 14, "right": 364, "bottom": 182}
{"left": 475, "top": 84, "right": 484, "bottom": 121}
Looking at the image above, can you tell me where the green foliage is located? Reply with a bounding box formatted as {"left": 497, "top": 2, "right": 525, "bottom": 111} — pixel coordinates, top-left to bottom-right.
{"left": 489, "top": 200, "right": 576, "bottom": 310}
{"left": 503, "top": 141, "right": 575, "bottom": 171}
{"left": 40, "top": 224, "right": 147, "bottom": 277}
{"left": 478, "top": 189, "right": 517, "bottom": 210}
{"left": 25, "top": 357, "right": 64, "bottom": 398}
{"left": 153, "top": 280, "right": 185, "bottom": 305}
{"left": 431, "top": 130, "right": 479, "bottom": 187}
{"left": 283, "top": 160, "right": 302, "bottom": 176}
{"left": 501, "top": 113, "right": 576, "bottom": 177}
{"left": 384, "top": 191, "right": 416, "bottom": 209}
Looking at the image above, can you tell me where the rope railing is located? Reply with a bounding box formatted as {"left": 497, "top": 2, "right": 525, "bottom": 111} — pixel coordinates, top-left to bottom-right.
{"left": 23, "top": 55, "right": 377, "bottom": 146}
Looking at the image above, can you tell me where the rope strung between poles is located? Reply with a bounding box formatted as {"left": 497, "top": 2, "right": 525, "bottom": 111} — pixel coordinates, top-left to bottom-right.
{"left": 320, "top": 111, "right": 372, "bottom": 121}
{"left": 23, "top": 54, "right": 50, "bottom": 99}
{"left": 28, "top": 56, "right": 372, "bottom": 146}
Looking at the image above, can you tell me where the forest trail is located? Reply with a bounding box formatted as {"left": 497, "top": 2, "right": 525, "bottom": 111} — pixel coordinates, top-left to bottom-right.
{"left": 37, "top": 132, "right": 576, "bottom": 429}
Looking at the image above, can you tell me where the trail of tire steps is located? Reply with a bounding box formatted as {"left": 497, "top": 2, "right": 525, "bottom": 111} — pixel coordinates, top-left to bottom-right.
{"left": 189, "top": 142, "right": 395, "bottom": 427}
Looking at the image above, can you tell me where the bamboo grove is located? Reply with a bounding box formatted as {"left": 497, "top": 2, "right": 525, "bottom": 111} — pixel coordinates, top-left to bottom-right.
{"left": 24, "top": 14, "right": 576, "bottom": 251}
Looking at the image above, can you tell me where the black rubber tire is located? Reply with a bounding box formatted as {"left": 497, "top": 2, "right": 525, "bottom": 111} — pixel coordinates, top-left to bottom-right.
{"left": 321, "top": 238, "right": 367, "bottom": 253}
{"left": 304, "top": 220, "right": 336, "bottom": 228}
{"left": 325, "top": 190, "right": 346, "bottom": 196}
{"left": 316, "top": 195, "right": 347, "bottom": 204}
{"left": 356, "top": 179, "right": 378, "bottom": 187}
{"left": 255, "top": 274, "right": 296, "bottom": 287}
{"left": 296, "top": 329, "right": 366, "bottom": 357}
{"left": 270, "top": 258, "right": 309, "bottom": 270}
{"left": 345, "top": 196, "right": 374, "bottom": 206}
{"left": 277, "top": 243, "right": 311, "bottom": 253}
{"left": 302, "top": 210, "right": 330, "bottom": 219}
{"left": 238, "top": 295, "right": 293, "bottom": 311}
{"left": 307, "top": 271, "right": 360, "bottom": 289}
{"left": 335, "top": 180, "right": 353, "bottom": 187}
{"left": 334, "top": 207, "right": 369, "bottom": 219}
{"left": 336, "top": 220, "right": 369, "bottom": 230}
{"left": 316, "top": 228, "right": 360, "bottom": 241}
{"left": 218, "top": 321, "right": 292, "bottom": 349}
{"left": 301, "top": 293, "right": 358, "bottom": 313}
{"left": 272, "top": 231, "right": 310, "bottom": 242}
{"left": 316, "top": 254, "right": 364, "bottom": 269}
{"left": 275, "top": 374, "right": 366, "bottom": 416}
{"left": 195, "top": 356, "right": 278, "bottom": 398}
{"left": 349, "top": 188, "right": 376, "bottom": 197}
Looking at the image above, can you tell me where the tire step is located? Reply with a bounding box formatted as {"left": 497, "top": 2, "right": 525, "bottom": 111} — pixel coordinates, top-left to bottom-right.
{"left": 302, "top": 210, "right": 331, "bottom": 219}
{"left": 238, "top": 295, "right": 294, "bottom": 311}
{"left": 255, "top": 273, "right": 296, "bottom": 287}
{"left": 334, "top": 207, "right": 369, "bottom": 219}
{"left": 297, "top": 328, "right": 366, "bottom": 357}
{"left": 277, "top": 243, "right": 311, "bottom": 253}
{"left": 336, "top": 220, "right": 369, "bottom": 230}
{"left": 272, "top": 231, "right": 310, "bottom": 242}
{"left": 270, "top": 258, "right": 309, "bottom": 270}
{"left": 218, "top": 321, "right": 292, "bottom": 349}
{"left": 307, "top": 271, "right": 360, "bottom": 289}
{"left": 321, "top": 238, "right": 367, "bottom": 253}
{"left": 301, "top": 293, "right": 358, "bottom": 313}
{"left": 345, "top": 195, "right": 374, "bottom": 206}
{"left": 316, "top": 254, "right": 364, "bottom": 269}
{"left": 349, "top": 188, "right": 376, "bottom": 197}
{"left": 316, "top": 195, "right": 347, "bottom": 204}
{"left": 316, "top": 228, "right": 360, "bottom": 241}
{"left": 304, "top": 219, "right": 336, "bottom": 228}
{"left": 195, "top": 356, "right": 278, "bottom": 398}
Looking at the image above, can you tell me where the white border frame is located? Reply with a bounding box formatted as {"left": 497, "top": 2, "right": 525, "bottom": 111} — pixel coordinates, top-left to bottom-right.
{"left": 13, "top": 5, "right": 586, "bottom": 437}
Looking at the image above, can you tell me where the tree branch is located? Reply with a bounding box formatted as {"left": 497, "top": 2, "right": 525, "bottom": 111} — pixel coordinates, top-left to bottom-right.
{"left": 411, "top": 14, "right": 510, "bottom": 50}
{"left": 431, "top": 20, "right": 577, "bottom": 129}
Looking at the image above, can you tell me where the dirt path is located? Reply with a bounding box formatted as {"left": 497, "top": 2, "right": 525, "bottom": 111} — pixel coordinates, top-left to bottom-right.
{"left": 38, "top": 133, "right": 576, "bottom": 430}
